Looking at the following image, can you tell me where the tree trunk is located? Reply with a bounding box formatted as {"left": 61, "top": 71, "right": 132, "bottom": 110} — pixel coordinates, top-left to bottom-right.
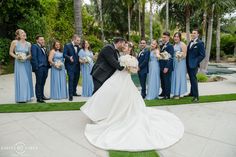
{"left": 202, "top": 9, "right": 207, "bottom": 44}
{"left": 74, "top": 0, "right": 83, "bottom": 37}
{"left": 234, "top": 43, "right": 236, "bottom": 56}
{"left": 216, "top": 13, "right": 221, "bottom": 63}
{"left": 200, "top": 4, "right": 215, "bottom": 73}
{"left": 185, "top": 4, "right": 190, "bottom": 44}
{"left": 149, "top": 0, "right": 153, "bottom": 42}
{"left": 139, "top": 2, "right": 141, "bottom": 36}
{"left": 166, "top": 0, "right": 169, "bottom": 31}
{"left": 141, "top": 1, "right": 145, "bottom": 39}
{"left": 97, "top": 0, "right": 105, "bottom": 42}
{"left": 128, "top": 4, "right": 131, "bottom": 41}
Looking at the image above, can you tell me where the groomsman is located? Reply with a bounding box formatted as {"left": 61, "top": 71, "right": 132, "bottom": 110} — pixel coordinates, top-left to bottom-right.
{"left": 63, "top": 34, "right": 81, "bottom": 101}
{"left": 159, "top": 32, "right": 174, "bottom": 99}
{"left": 186, "top": 29, "right": 205, "bottom": 102}
{"left": 138, "top": 40, "right": 150, "bottom": 99}
{"left": 31, "top": 35, "right": 50, "bottom": 103}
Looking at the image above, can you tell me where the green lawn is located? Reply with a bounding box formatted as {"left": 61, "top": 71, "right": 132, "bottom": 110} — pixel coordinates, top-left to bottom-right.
{"left": 0, "top": 93, "right": 236, "bottom": 157}
{"left": 0, "top": 93, "right": 235, "bottom": 113}
{"left": 109, "top": 150, "right": 159, "bottom": 157}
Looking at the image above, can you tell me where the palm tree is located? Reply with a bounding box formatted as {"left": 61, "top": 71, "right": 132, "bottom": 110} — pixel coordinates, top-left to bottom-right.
{"left": 74, "top": 0, "right": 83, "bottom": 37}
{"left": 215, "top": 0, "right": 235, "bottom": 62}
{"left": 97, "top": 0, "right": 105, "bottom": 42}
{"left": 140, "top": 0, "right": 146, "bottom": 39}
{"left": 165, "top": 0, "right": 169, "bottom": 31}
{"left": 172, "top": 0, "right": 195, "bottom": 44}
{"left": 149, "top": 0, "right": 154, "bottom": 41}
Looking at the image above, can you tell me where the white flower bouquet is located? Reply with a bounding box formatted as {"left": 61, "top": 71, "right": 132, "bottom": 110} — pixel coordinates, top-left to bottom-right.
{"left": 175, "top": 51, "right": 184, "bottom": 61}
{"left": 54, "top": 60, "right": 64, "bottom": 70}
{"left": 83, "top": 56, "right": 92, "bottom": 64}
{"left": 119, "top": 54, "right": 138, "bottom": 74}
{"left": 159, "top": 51, "right": 171, "bottom": 60}
{"left": 15, "top": 52, "right": 27, "bottom": 62}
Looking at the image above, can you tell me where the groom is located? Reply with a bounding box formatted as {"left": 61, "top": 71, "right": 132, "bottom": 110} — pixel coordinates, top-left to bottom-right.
{"left": 91, "top": 37, "right": 125, "bottom": 93}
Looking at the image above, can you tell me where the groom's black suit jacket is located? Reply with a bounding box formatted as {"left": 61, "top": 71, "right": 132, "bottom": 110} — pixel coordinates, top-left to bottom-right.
{"left": 91, "top": 44, "right": 124, "bottom": 83}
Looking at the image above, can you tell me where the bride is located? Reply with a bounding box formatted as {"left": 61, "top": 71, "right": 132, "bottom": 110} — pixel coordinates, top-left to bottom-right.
{"left": 81, "top": 42, "right": 184, "bottom": 151}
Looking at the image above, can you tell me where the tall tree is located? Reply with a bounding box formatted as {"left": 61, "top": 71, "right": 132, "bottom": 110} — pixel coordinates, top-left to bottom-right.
{"left": 165, "top": 0, "right": 169, "bottom": 31}
{"left": 140, "top": 0, "right": 146, "bottom": 39}
{"left": 173, "top": 0, "right": 195, "bottom": 44}
{"left": 149, "top": 0, "right": 154, "bottom": 41}
{"left": 97, "top": 0, "right": 105, "bottom": 41}
{"left": 74, "top": 0, "right": 83, "bottom": 36}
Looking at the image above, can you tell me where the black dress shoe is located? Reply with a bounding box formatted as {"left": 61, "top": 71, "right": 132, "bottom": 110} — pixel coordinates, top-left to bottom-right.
{"left": 69, "top": 96, "right": 73, "bottom": 101}
{"left": 73, "top": 93, "right": 81, "bottom": 96}
{"left": 43, "top": 96, "right": 50, "bottom": 100}
{"left": 159, "top": 93, "right": 164, "bottom": 97}
{"left": 185, "top": 93, "right": 193, "bottom": 97}
{"left": 37, "top": 99, "right": 45, "bottom": 103}
{"left": 164, "top": 96, "right": 170, "bottom": 99}
{"left": 192, "top": 97, "right": 199, "bottom": 103}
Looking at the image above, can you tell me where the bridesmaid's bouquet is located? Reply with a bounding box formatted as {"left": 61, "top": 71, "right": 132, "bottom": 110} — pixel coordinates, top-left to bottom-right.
{"left": 119, "top": 54, "right": 138, "bottom": 74}
{"left": 54, "top": 60, "right": 64, "bottom": 70}
{"left": 175, "top": 51, "right": 184, "bottom": 61}
{"left": 158, "top": 51, "right": 171, "bottom": 60}
{"left": 83, "top": 56, "right": 92, "bottom": 64}
{"left": 16, "top": 52, "right": 27, "bottom": 62}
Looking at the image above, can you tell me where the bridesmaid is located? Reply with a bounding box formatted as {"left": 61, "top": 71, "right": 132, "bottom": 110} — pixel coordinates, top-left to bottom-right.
{"left": 146, "top": 40, "right": 161, "bottom": 100}
{"left": 9, "top": 29, "right": 34, "bottom": 103}
{"left": 78, "top": 40, "right": 94, "bottom": 97}
{"left": 171, "top": 32, "right": 187, "bottom": 99}
{"left": 48, "top": 41, "right": 68, "bottom": 100}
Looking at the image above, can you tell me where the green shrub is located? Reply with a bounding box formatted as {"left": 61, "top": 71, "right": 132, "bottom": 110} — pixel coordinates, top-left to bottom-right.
{"left": 84, "top": 35, "right": 104, "bottom": 53}
{"left": 0, "top": 38, "right": 11, "bottom": 64}
{"left": 220, "top": 34, "right": 236, "bottom": 55}
{"left": 197, "top": 73, "right": 208, "bottom": 82}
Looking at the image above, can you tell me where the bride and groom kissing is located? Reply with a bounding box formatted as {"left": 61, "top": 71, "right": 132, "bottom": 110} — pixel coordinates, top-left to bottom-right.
{"left": 80, "top": 37, "right": 184, "bottom": 151}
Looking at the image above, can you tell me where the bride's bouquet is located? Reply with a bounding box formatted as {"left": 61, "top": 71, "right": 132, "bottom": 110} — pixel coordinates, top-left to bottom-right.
{"left": 175, "top": 51, "right": 184, "bottom": 61}
{"left": 54, "top": 60, "right": 64, "bottom": 70}
{"left": 158, "top": 51, "right": 171, "bottom": 60}
{"left": 16, "top": 52, "right": 27, "bottom": 62}
{"left": 119, "top": 54, "right": 138, "bottom": 74}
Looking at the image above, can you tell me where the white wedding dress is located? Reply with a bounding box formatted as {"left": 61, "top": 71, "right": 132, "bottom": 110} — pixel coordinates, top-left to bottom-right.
{"left": 81, "top": 69, "right": 184, "bottom": 151}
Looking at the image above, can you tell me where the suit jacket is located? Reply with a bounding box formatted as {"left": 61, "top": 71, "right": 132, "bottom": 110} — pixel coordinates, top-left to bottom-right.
{"left": 63, "top": 43, "right": 80, "bottom": 71}
{"left": 31, "top": 44, "right": 49, "bottom": 72}
{"left": 159, "top": 42, "right": 174, "bottom": 71}
{"left": 91, "top": 44, "right": 124, "bottom": 83}
{"left": 186, "top": 39, "right": 205, "bottom": 69}
{"left": 138, "top": 48, "right": 150, "bottom": 74}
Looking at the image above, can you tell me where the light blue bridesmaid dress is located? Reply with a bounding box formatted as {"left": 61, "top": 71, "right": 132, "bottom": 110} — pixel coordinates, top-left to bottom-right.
{"left": 50, "top": 51, "right": 68, "bottom": 100}
{"left": 78, "top": 49, "right": 94, "bottom": 97}
{"left": 171, "top": 42, "right": 187, "bottom": 96}
{"left": 146, "top": 50, "right": 160, "bottom": 100}
{"left": 14, "top": 41, "right": 34, "bottom": 102}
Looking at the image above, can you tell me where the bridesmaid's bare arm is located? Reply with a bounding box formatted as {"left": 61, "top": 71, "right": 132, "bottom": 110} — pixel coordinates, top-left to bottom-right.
{"left": 181, "top": 42, "right": 187, "bottom": 58}
{"left": 9, "top": 40, "right": 17, "bottom": 59}
{"left": 48, "top": 50, "right": 55, "bottom": 65}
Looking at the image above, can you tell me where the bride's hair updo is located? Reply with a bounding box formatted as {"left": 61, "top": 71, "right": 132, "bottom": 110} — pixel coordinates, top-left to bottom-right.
{"left": 127, "top": 42, "right": 136, "bottom": 57}
{"left": 15, "top": 29, "right": 24, "bottom": 40}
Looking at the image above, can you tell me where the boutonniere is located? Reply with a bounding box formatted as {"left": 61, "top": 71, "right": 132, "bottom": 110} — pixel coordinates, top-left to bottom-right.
{"left": 193, "top": 41, "right": 198, "bottom": 45}
{"left": 162, "top": 44, "right": 167, "bottom": 50}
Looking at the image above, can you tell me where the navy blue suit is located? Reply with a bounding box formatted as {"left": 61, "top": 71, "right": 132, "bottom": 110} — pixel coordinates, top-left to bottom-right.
{"left": 159, "top": 42, "right": 174, "bottom": 98}
{"left": 31, "top": 44, "right": 49, "bottom": 100}
{"left": 138, "top": 48, "right": 150, "bottom": 98}
{"left": 186, "top": 39, "right": 205, "bottom": 98}
{"left": 63, "top": 43, "right": 80, "bottom": 97}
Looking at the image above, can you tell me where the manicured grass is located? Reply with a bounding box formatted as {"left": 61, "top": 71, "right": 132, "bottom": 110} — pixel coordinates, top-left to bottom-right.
{"left": 0, "top": 93, "right": 236, "bottom": 113}
{"left": 109, "top": 150, "right": 159, "bottom": 157}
